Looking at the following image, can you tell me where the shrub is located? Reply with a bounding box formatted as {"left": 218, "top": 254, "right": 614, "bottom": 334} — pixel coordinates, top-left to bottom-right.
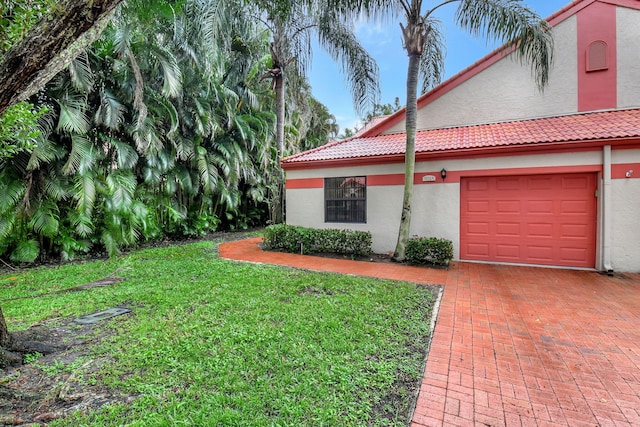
{"left": 263, "top": 224, "right": 372, "bottom": 256}
{"left": 404, "top": 237, "right": 453, "bottom": 266}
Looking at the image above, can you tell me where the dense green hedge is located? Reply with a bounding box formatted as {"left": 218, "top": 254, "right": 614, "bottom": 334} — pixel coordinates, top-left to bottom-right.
{"left": 405, "top": 237, "right": 453, "bottom": 266}
{"left": 263, "top": 224, "right": 372, "bottom": 256}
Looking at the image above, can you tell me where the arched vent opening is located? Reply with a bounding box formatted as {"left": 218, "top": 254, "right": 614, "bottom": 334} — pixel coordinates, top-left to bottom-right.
{"left": 587, "top": 40, "right": 608, "bottom": 72}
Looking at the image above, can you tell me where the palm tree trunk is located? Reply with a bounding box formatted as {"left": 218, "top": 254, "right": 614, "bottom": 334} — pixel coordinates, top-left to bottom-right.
{"left": 393, "top": 53, "right": 420, "bottom": 261}
{"left": 273, "top": 73, "right": 286, "bottom": 223}
{"left": 275, "top": 74, "right": 286, "bottom": 160}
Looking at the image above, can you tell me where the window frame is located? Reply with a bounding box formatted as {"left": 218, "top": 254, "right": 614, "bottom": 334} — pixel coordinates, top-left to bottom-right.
{"left": 324, "top": 176, "right": 367, "bottom": 223}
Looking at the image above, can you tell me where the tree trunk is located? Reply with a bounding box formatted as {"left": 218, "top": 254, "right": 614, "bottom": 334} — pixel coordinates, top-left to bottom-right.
{"left": 0, "top": 306, "right": 13, "bottom": 368}
{"left": 0, "top": 0, "right": 124, "bottom": 116}
{"left": 0, "top": 307, "right": 10, "bottom": 349}
{"left": 393, "top": 52, "right": 421, "bottom": 261}
{"left": 275, "top": 72, "right": 286, "bottom": 161}
{"left": 272, "top": 69, "right": 286, "bottom": 224}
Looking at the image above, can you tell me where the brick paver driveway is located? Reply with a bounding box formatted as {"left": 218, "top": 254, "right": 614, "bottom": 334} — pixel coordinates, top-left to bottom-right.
{"left": 220, "top": 238, "right": 640, "bottom": 426}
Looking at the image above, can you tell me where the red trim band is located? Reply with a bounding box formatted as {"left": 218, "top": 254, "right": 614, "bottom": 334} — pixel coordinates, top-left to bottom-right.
{"left": 285, "top": 164, "right": 613, "bottom": 189}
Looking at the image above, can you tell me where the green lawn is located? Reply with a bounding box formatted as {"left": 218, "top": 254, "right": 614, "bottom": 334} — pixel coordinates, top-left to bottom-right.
{"left": 1, "top": 239, "right": 438, "bottom": 426}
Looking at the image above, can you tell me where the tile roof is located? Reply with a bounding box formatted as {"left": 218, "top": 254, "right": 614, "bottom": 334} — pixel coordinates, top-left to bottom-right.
{"left": 350, "top": 115, "right": 390, "bottom": 138}
{"left": 281, "top": 109, "right": 640, "bottom": 166}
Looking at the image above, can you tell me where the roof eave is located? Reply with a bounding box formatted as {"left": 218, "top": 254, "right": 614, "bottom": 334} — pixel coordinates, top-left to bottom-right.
{"left": 281, "top": 136, "right": 640, "bottom": 171}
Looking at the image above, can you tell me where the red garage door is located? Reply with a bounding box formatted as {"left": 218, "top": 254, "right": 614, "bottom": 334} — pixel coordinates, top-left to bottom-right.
{"left": 460, "top": 174, "right": 597, "bottom": 268}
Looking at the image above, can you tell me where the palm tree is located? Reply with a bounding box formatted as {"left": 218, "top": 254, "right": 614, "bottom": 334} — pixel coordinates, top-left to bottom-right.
{"left": 346, "top": 0, "right": 553, "bottom": 260}
{"left": 256, "top": 1, "right": 379, "bottom": 158}
{"left": 253, "top": 0, "right": 379, "bottom": 221}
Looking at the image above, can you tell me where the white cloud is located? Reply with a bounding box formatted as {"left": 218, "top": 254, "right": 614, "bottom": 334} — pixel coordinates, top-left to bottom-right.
{"left": 354, "top": 18, "right": 397, "bottom": 51}
{"left": 335, "top": 115, "right": 364, "bottom": 133}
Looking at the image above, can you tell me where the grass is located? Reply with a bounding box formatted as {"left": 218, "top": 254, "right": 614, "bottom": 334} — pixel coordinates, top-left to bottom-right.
{"left": 1, "top": 239, "right": 437, "bottom": 426}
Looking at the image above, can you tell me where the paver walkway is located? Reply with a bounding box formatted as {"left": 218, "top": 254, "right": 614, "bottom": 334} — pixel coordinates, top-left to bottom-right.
{"left": 219, "top": 238, "right": 640, "bottom": 426}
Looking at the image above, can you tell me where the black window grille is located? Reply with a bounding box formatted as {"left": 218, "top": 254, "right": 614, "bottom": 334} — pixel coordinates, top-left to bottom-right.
{"left": 324, "top": 176, "right": 366, "bottom": 223}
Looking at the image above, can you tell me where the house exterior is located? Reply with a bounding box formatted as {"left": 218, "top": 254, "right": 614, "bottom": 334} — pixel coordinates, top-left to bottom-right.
{"left": 281, "top": 0, "right": 640, "bottom": 272}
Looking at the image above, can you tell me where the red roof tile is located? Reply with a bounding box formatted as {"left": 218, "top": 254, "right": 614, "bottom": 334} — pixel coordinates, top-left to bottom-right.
{"left": 281, "top": 109, "right": 640, "bottom": 166}
{"left": 350, "top": 115, "right": 390, "bottom": 138}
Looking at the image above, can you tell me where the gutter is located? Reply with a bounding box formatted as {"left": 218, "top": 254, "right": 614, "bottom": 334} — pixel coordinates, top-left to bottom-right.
{"left": 603, "top": 145, "right": 614, "bottom": 275}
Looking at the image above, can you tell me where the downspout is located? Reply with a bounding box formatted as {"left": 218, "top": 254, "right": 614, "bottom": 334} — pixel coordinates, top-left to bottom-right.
{"left": 603, "top": 145, "right": 614, "bottom": 275}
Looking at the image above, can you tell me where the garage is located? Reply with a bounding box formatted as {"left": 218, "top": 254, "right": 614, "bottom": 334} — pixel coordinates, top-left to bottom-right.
{"left": 460, "top": 173, "right": 598, "bottom": 268}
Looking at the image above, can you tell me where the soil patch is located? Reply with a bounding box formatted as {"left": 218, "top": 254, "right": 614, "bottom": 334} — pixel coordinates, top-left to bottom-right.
{"left": 0, "top": 320, "right": 133, "bottom": 426}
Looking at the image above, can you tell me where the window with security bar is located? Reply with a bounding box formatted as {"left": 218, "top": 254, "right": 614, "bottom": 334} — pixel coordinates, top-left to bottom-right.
{"left": 324, "top": 176, "right": 366, "bottom": 223}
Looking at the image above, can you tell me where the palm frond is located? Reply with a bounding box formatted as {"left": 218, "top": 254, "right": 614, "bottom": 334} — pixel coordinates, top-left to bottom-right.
{"left": 131, "top": 116, "right": 164, "bottom": 155}
{"left": 316, "top": 14, "right": 380, "bottom": 115}
{"left": 149, "top": 92, "right": 180, "bottom": 137}
{"left": 143, "top": 166, "right": 162, "bottom": 185}
{"left": 419, "top": 18, "right": 445, "bottom": 93}
{"left": 150, "top": 43, "right": 183, "bottom": 98}
{"left": 129, "top": 200, "right": 150, "bottom": 235}
{"left": 174, "top": 135, "right": 195, "bottom": 161}
{"left": 62, "top": 134, "right": 95, "bottom": 175}
{"left": 28, "top": 200, "right": 60, "bottom": 237}
{"left": 184, "top": 0, "right": 230, "bottom": 54}
{"left": 195, "top": 146, "right": 219, "bottom": 195}
{"left": 0, "top": 171, "right": 26, "bottom": 212}
{"left": 165, "top": 200, "right": 188, "bottom": 221}
{"left": 26, "top": 137, "right": 64, "bottom": 171}
{"left": 455, "top": 0, "right": 553, "bottom": 89}
{"left": 10, "top": 239, "right": 40, "bottom": 263}
{"left": 101, "top": 229, "right": 120, "bottom": 256}
{"left": 73, "top": 173, "right": 97, "bottom": 216}
{"left": 113, "top": 23, "right": 134, "bottom": 57}
{"left": 107, "top": 136, "right": 139, "bottom": 170}
{"left": 43, "top": 169, "right": 71, "bottom": 201}
{"left": 56, "top": 94, "right": 91, "bottom": 135}
{"left": 0, "top": 214, "right": 17, "bottom": 240}
{"left": 59, "top": 232, "right": 91, "bottom": 261}
{"left": 67, "top": 50, "right": 95, "bottom": 92}
{"left": 95, "top": 87, "right": 126, "bottom": 130}
{"left": 68, "top": 210, "right": 94, "bottom": 238}
{"left": 174, "top": 165, "right": 197, "bottom": 195}
{"left": 106, "top": 171, "right": 137, "bottom": 211}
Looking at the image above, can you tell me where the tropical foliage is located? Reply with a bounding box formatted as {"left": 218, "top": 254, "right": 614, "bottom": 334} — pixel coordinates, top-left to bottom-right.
{"left": 254, "top": 0, "right": 379, "bottom": 157}
{"left": 0, "top": 0, "right": 338, "bottom": 263}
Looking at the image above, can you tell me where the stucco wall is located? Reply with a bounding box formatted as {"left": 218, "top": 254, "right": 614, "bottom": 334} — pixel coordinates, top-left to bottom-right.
{"left": 610, "top": 180, "right": 640, "bottom": 272}
{"left": 286, "top": 183, "right": 459, "bottom": 256}
{"left": 610, "top": 149, "right": 640, "bottom": 272}
{"left": 617, "top": 7, "right": 640, "bottom": 109}
{"left": 285, "top": 150, "right": 606, "bottom": 259}
{"left": 286, "top": 164, "right": 407, "bottom": 254}
{"left": 383, "top": 16, "right": 578, "bottom": 134}
{"left": 286, "top": 148, "right": 640, "bottom": 271}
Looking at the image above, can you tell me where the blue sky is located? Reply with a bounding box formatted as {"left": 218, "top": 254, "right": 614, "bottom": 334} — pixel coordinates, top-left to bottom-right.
{"left": 308, "top": 0, "right": 569, "bottom": 133}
